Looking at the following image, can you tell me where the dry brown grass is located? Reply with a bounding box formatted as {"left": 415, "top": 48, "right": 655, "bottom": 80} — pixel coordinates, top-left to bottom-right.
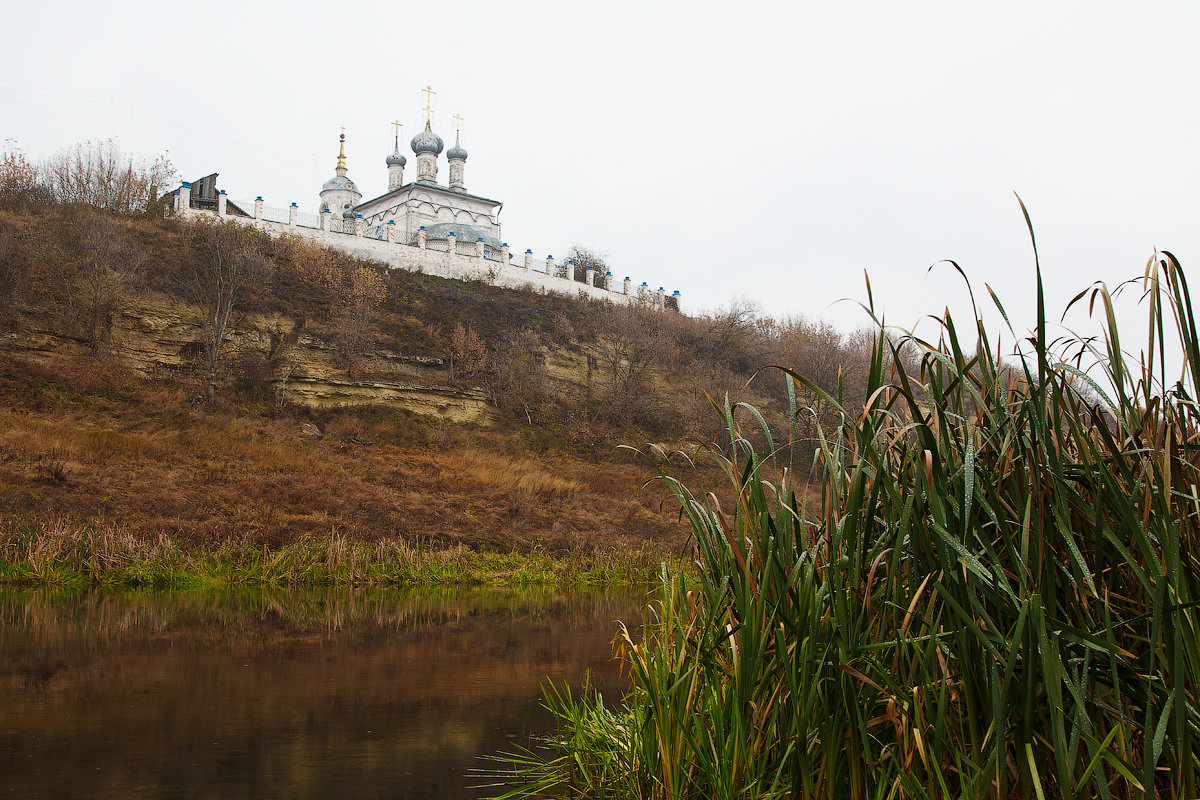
{"left": 0, "top": 409, "right": 171, "bottom": 461}
{"left": 0, "top": 354, "right": 691, "bottom": 561}
{"left": 11, "top": 514, "right": 187, "bottom": 581}
{"left": 434, "top": 449, "right": 582, "bottom": 499}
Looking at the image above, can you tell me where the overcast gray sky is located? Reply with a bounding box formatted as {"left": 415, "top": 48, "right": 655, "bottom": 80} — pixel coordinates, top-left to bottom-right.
{"left": 4, "top": 0, "right": 1197, "bottom": 346}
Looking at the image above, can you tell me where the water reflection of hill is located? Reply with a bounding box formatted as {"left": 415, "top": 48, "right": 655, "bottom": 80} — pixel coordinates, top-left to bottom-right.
{"left": 0, "top": 587, "right": 647, "bottom": 800}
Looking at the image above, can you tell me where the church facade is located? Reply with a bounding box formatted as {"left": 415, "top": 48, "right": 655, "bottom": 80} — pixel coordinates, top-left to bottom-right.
{"left": 318, "top": 121, "right": 504, "bottom": 255}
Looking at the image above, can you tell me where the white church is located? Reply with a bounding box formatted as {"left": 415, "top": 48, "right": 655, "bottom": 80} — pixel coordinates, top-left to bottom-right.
{"left": 171, "top": 97, "right": 680, "bottom": 310}
{"left": 319, "top": 121, "right": 503, "bottom": 254}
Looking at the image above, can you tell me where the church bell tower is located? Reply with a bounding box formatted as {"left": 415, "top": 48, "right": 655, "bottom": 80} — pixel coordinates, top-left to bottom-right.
{"left": 410, "top": 85, "right": 444, "bottom": 184}
{"left": 318, "top": 130, "right": 362, "bottom": 217}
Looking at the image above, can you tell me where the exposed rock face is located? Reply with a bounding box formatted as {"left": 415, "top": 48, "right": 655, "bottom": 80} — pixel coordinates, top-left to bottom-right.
{"left": 1, "top": 294, "right": 498, "bottom": 424}
{"left": 113, "top": 296, "right": 205, "bottom": 374}
{"left": 283, "top": 375, "right": 492, "bottom": 422}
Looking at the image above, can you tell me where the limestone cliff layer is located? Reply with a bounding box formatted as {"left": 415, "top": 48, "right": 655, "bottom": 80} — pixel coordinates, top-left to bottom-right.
{"left": 0, "top": 294, "right": 497, "bottom": 424}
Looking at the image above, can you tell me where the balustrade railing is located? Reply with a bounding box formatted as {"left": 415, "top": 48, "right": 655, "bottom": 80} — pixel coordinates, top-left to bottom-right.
{"left": 262, "top": 205, "right": 291, "bottom": 224}
{"left": 328, "top": 217, "right": 355, "bottom": 234}
{"left": 296, "top": 212, "right": 321, "bottom": 229}
{"left": 232, "top": 200, "right": 257, "bottom": 218}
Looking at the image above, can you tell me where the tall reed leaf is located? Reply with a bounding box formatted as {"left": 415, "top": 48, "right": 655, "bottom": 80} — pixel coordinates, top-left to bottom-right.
{"left": 495, "top": 237, "right": 1200, "bottom": 800}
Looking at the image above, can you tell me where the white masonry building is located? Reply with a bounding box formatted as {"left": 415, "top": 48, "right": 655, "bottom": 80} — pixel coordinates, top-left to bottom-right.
{"left": 171, "top": 111, "right": 681, "bottom": 311}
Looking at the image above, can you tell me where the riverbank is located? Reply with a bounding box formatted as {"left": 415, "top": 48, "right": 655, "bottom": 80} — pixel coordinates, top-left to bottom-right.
{"left": 0, "top": 516, "right": 685, "bottom": 588}
{"left": 0, "top": 513, "right": 691, "bottom": 587}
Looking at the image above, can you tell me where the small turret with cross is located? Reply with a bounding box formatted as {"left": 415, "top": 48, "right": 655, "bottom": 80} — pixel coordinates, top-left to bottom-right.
{"left": 386, "top": 119, "right": 407, "bottom": 190}
{"left": 446, "top": 113, "right": 469, "bottom": 191}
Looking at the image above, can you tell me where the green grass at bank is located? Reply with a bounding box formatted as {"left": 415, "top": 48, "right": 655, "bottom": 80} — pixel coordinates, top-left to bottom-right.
{"left": 0, "top": 519, "right": 683, "bottom": 589}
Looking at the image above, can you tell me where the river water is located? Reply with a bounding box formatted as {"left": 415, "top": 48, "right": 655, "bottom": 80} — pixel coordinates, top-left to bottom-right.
{"left": 0, "top": 586, "right": 648, "bottom": 799}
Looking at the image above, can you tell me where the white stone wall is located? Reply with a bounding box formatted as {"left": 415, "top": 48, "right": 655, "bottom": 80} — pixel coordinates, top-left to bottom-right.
{"left": 177, "top": 206, "right": 646, "bottom": 306}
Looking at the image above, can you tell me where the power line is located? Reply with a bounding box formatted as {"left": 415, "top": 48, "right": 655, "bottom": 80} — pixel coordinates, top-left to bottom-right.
{"left": 0, "top": 81, "right": 316, "bottom": 168}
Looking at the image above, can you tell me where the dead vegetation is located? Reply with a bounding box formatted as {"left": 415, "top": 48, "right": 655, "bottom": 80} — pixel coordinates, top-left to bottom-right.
{"left": 0, "top": 356, "right": 683, "bottom": 566}
{"left": 0, "top": 184, "right": 886, "bottom": 578}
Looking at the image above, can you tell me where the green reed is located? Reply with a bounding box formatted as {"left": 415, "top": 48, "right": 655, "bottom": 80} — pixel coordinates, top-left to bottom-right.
{"left": 0, "top": 520, "right": 672, "bottom": 588}
{"left": 495, "top": 217, "right": 1200, "bottom": 799}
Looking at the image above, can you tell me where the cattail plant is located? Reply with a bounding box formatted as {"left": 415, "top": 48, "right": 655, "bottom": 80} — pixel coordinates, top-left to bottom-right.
{"left": 493, "top": 211, "right": 1200, "bottom": 799}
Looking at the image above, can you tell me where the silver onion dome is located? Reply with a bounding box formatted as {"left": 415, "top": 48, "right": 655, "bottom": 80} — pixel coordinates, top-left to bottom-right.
{"left": 321, "top": 175, "right": 358, "bottom": 193}
{"left": 410, "top": 121, "right": 444, "bottom": 155}
{"left": 446, "top": 133, "right": 468, "bottom": 161}
{"left": 386, "top": 149, "right": 406, "bottom": 167}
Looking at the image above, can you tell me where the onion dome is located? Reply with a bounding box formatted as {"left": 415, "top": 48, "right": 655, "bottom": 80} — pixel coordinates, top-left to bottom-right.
{"left": 321, "top": 175, "right": 358, "bottom": 193}
{"left": 386, "top": 145, "right": 406, "bottom": 168}
{"left": 446, "top": 132, "right": 468, "bottom": 162}
{"left": 410, "top": 120, "right": 444, "bottom": 155}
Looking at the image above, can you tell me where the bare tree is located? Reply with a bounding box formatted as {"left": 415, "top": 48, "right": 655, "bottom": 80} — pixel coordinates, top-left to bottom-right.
{"left": 42, "top": 139, "right": 174, "bottom": 214}
{"left": 0, "top": 217, "right": 27, "bottom": 320}
{"left": 484, "top": 325, "right": 546, "bottom": 417}
{"left": 449, "top": 323, "right": 489, "bottom": 379}
{"left": 336, "top": 266, "right": 387, "bottom": 376}
{"left": 564, "top": 244, "right": 610, "bottom": 283}
{"left": 0, "top": 139, "right": 49, "bottom": 211}
{"left": 277, "top": 238, "right": 387, "bottom": 377}
{"left": 774, "top": 316, "right": 848, "bottom": 397}
{"left": 279, "top": 235, "right": 347, "bottom": 304}
{"left": 696, "top": 296, "right": 769, "bottom": 375}
{"left": 591, "top": 302, "right": 669, "bottom": 418}
{"left": 236, "top": 315, "right": 305, "bottom": 401}
{"left": 178, "top": 218, "right": 270, "bottom": 401}
{"left": 65, "top": 213, "right": 146, "bottom": 353}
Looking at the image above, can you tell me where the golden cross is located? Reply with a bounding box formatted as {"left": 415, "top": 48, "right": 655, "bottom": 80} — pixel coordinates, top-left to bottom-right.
{"left": 453, "top": 113, "right": 463, "bottom": 134}
{"left": 391, "top": 120, "right": 403, "bottom": 137}
{"left": 421, "top": 85, "right": 437, "bottom": 122}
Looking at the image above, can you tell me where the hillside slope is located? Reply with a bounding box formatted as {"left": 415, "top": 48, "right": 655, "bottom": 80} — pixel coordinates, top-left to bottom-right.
{"left": 0, "top": 202, "right": 870, "bottom": 582}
